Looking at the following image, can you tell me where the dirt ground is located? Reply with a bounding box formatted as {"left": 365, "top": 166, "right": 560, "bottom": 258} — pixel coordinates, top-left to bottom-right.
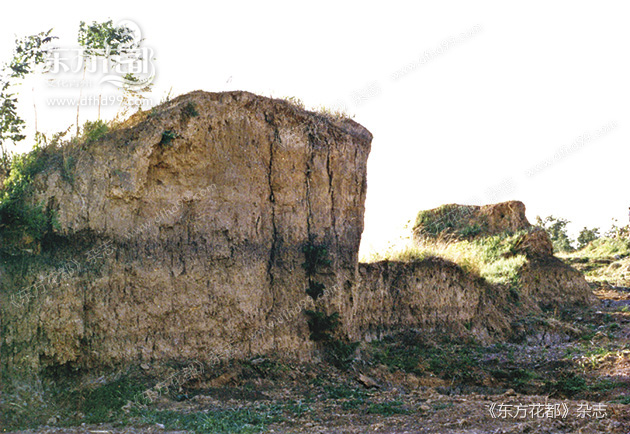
{"left": 6, "top": 259, "right": 630, "bottom": 434}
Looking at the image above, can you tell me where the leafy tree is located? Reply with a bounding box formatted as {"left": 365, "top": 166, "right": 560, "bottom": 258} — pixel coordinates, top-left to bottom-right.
{"left": 535, "top": 215, "right": 575, "bottom": 253}
{"left": 0, "top": 80, "right": 25, "bottom": 173}
{"left": 77, "top": 20, "right": 136, "bottom": 55}
{"left": 0, "top": 20, "right": 153, "bottom": 172}
{"left": 76, "top": 20, "right": 141, "bottom": 126}
{"left": 576, "top": 226, "right": 600, "bottom": 250}
{"left": 605, "top": 218, "right": 630, "bottom": 239}
{"left": 0, "top": 29, "right": 55, "bottom": 173}
{"left": 7, "top": 30, "right": 56, "bottom": 79}
{"left": 117, "top": 72, "right": 153, "bottom": 119}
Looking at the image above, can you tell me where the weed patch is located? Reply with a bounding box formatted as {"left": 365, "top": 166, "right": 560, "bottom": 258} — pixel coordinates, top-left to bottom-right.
{"left": 181, "top": 101, "right": 200, "bottom": 120}
{"left": 76, "top": 375, "right": 147, "bottom": 423}
{"left": 371, "top": 337, "right": 483, "bottom": 382}
{"left": 80, "top": 119, "right": 109, "bottom": 144}
{"left": 365, "top": 231, "right": 527, "bottom": 289}
{"left": 366, "top": 400, "right": 410, "bottom": 416}
{"left": 129, "top": 405, "right": 284, "bottom": 434}
{"left": 159, "top": 130, "right": 179, "bottom": 147}
{"left": 302, "top": 242, "right": 331, "bottom": 275}
{"left": 545, "top": 371, "right": 588, "bottom": 398}
{"left": 305, "top": 310, "right": 339, "bottom": 342}
{"left": 414, "top": 204, "right": 481, "bottom": 238}
{"left": 302, "top": 241, "right": 358, "bottom": 369}
{"left": 0, "top": 145, "right": 58, "bottom": 251}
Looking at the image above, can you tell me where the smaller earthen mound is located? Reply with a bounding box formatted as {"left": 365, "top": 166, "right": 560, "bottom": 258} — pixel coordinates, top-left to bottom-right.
{"left": 412, "top": 200, "right": 531, "bottom": 241}
{"left": 356, "top": 258, "right": 510, "bottom": 342}
{"left": 388, "top": 200, "right": 595, "bottom": 338}
{"left": 512, "top": 226, "right": 554, "bottom": 258}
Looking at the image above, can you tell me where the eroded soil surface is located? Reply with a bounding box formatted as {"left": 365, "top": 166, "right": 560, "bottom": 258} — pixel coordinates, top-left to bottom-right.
{"left": 6, "top": 258, "right": 630, "bottom": 434}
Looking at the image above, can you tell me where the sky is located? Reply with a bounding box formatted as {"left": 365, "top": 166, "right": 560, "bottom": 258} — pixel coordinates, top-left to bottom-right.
{"left": 1, "top": 1, "right": 628, "bottom": 255}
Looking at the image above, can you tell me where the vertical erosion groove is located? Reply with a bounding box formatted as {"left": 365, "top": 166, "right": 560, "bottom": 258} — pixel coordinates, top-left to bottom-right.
{"left": 266, "top": 126, "right": 279, "bottom": 344}
{"left": 305, "top": 132, "right": 315, "bottom": 242}
{"left": 325, "top": 136, "right": 337, "bottom": 250}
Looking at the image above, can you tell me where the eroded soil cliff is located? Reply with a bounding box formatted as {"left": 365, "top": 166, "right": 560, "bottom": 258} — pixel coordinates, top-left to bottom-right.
{"left": 0, "top": 91, "right": 372, "bottom": 372}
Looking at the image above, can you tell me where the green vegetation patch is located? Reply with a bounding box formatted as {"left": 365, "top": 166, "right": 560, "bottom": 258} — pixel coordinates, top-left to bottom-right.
{"left": 544, "top": 371, "right": 588, "bottom": 398}
{"left": 490, "top": 367, "right": 540, "bottom": 392}
{"left": 80, "top": 119, "right": 109, "bottom": 144}
{"left": 159, "top": 130, "right": 179, "bottom": 147}
{"left": 367, "top": 230, "right": 528, "bottom": 289}
{"left": 370, "top": 336, "right": 483, "bottom": 382}
{"left": 366, "top": 400, "right": 410, "bottom": 416}
{"left": 0, "top": 119, "right": 117, "bottom": 254}
{"left": 75, "top": 375, "right": 148, "bottom": 423}
{"left": 181, "top": 101, "right": 200, "bottom": 119}
{"left": 129, "top": 406, "right": 285, "bottom": 434}
{"left": 302, "top": 242, "right": 332, "bottom": 275}
{"left": 302, "top": 240, "right": 358, "bottom": 370}
{"left": 306, "top": 281, "right": 325, "bottom": 300}
{"left": 611, "top": 396, "right": 630, "bottom": 405}
{"left": 305, "top": 310, "right": 339, "bottom": 342}
{"left": 535, "top": 215, "right": 574, "bottom": 253}
{"left": 0, "top": 145, "right": 59, "bottom": 250}
{"left": 574, "top": 237, "right": 630, "bottom": 260}
{"left": 304, "top": 310, "right": 358, "bottom": 369}
{"left": 414, "top": 204, "right": 482, "bottom": 239}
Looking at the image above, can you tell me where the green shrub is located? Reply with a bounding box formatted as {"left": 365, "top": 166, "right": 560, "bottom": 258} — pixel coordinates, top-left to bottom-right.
{"left": 611, "top": 396, "right": 630, "bottom": 405}
{"left": 423, "top": 345, "right": 481, "bottom": 381}
{"left": 480, "top": 255, "right": 526, "bottom": 287}
{"left": 536, "top": 215, "right": 574, "bottom": 253}
{"left": 577, "top": 227, "right": 600, "bottom": 249}
{"left": 181, "top": 102, "right": 199, "bottom": 119}
{"left": 77, "top": 376, "right": 146, "bottom": 423}
{"left": 301, "top": 242, "right": 331, "bottom": 275}
{"left": 0, "top": 145, "right": 57, "bottom": 245}
{"left": 61, "top": 154, "right": 76, "bottom": 184}
{"left": 302, "top": 241, "right": 357, "bottom": 369}
{"left": 81, "top": 119, "right": 109, "bottom": 144}
{"left": 491, "top": 368, "right": 538, "bottom": 392}
{"left": 325, "top": 339, "right": 359, "bottom": 370}
{"left": 372, "top": 340, "right": 422, "bottom": 374}
{"left": 306, "top": 281, "right": 325, "bottom": 300}
{"left": 160, "top": 130, "right": 178, "bottom": 147}
{"left": 304, "top": 310, "right": 339, "bottom": 342}
{"left": 459, "top": 223, "right": 483, "bottom": 238}
{"left": 340, "top": 399, "right": 365, "bottom": 410}
{"left": 545, "top": 371, "right": 587, "bottom": 397}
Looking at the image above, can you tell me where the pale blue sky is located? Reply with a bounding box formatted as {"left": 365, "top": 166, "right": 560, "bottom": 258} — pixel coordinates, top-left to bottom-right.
{"left": 2, "top": 1, "right": 628, "bottom": 254}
